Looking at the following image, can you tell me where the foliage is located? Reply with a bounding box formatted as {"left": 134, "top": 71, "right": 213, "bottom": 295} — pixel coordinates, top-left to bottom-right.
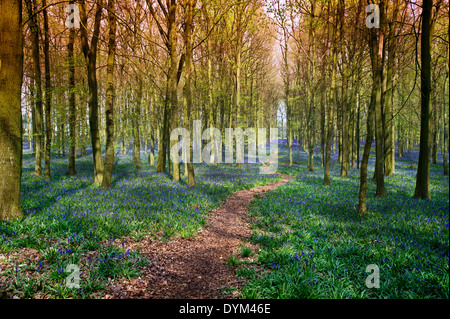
{"left": 240, "top": 144, "right": 449, "bottom": 299}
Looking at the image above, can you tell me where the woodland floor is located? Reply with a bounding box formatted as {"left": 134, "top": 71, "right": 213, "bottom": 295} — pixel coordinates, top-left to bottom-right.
{"left": 1, "top": 142, "right": 448, "bottom": 299}
{"left": 103, "top": 173, "right": 293, "bottom": 299}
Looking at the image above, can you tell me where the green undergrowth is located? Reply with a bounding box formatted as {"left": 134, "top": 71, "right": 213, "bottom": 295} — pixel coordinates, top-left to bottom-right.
{"left": 239, "top": 148, "right": 449, "bottom": 299}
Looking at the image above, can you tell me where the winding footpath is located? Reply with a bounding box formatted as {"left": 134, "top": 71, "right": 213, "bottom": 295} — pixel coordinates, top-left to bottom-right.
{"left": 104, "top": 173, "right": 293, "bottom": 299}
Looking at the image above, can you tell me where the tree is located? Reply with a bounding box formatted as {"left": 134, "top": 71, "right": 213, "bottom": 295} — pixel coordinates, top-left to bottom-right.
{"left": 102, "top": 0, "right": 117, "bottom": 188}
{"left": 67, "top": 1, "right": 77, "bottom": 176}
{"left": 358, "top": 0, "right": 385, "bottom": 214}
{"left": 414, "top": 0, "right": 433, "bottom": 199}
{"left": 43, "top": 0, "right": 52, "bottom": 180}
{"left": 324, "top": 0, "right": 337, "bottom": 186}
{"left": 383, "top": 0, "right": 399, "bottom": 176}
{"left": 373, "top": 0, "right": 386, "bottom": 197}
{"left": 0, "top": 0, "right": 23, "bottom": 220}
{"left": 80, "top": 0, "right": 104, "bottom": 185}
{"left": 25, "top": 0, "right": 44, "bottom": 177}
{"left": 182, "top": 0, "right": 196, "bottom": 186}
{"left": 147, "top": 0, "right": 181, "bottom": 176}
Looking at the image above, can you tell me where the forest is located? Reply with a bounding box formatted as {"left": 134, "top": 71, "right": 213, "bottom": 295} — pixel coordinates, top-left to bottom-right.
{"left": 0, "top": 0, "right": 448, "bottom": 302}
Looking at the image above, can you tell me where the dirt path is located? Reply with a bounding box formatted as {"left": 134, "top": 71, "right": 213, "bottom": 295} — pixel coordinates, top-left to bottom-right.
{"left": 104, "top": 173, "right": 293, "bottom": 299}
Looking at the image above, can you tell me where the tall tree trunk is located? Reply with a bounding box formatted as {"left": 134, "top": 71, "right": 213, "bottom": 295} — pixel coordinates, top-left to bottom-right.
{"left": 383, "top": 1, "right": 398, "bottom": 176}
{"left": 43, "top": 0, "right": 52, "bottom": 180}
{"left": 31, "top": 83, "right": 36, "bottom": 155}
{"left": 148, "top": 92, "right": 155, "bottom": 166}
{"left": 358, "top": 79, "right": 376, "bottom": 215}
{"left": 167, "top": 0, "right": 179, "bottom": 178}
{"left": 414, "top": 0, "right": 433, "bottom": 200}
{"left": 324, "top": 30, "right": 336, "bottom": 185}
{"left": 150, "top": 0, "right": 179, "bottom": 175}
{"left": 339, "top": 0, "right": 349, "bottom": 178}
{"left": 80, "top": 0, "right": 104, "bottom": 185}
{"left": 0, "top": 0, "right": 23, "bottom": 220}
{"left": 320, "top": 90, "right": 326, "bottom": 168}
{"left": 102, "top": 0, "right": 116, "bottom": 188}
{"left": 431, "top": 88, "right": 438, "bottom": 164}
{"left": 25, "top": 0, "right": 43, "bottom": 177}
{"left": 374, "top": 0, "right": 386, "bottom": 197}
{"left": 183, "top": 0, "right": 196, "bottom": 186}
{"left": 281, "top": 19, "right": 292, "bottom": 168}
{"left": 235, "top": 28, "right": 243, "bottom": 168}
{"left": 443, "top": 53, "right": 448, "bottom": 175}
{"left": 121, "top": 95, "right": 127, "bottom": 155}
{"left": 207, "top": 15, "right": 216, "bottom": 166}
{"left": 67, "top": 2, "right": 76, "bottom": 175}
{"left": 356, "top": 91, "right": 361, "bottom": 169}
{"left": 307, "top": 2, "right": 316, "bottom": 172}
{"left": 133, "top": 77, "right": 142, "bottom": 170}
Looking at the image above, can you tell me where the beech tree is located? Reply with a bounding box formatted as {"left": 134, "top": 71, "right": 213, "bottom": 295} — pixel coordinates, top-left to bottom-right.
{"left": 0, "top": 0, "right": 23, "bottom": 220}
{"left": 80, "top": 0, "right": 104, "bottom": 185}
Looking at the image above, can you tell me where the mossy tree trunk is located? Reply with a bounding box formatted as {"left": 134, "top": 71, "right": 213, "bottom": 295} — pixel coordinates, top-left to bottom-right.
{"left": 0, "top": 0, "right": 23, "bottom": 221}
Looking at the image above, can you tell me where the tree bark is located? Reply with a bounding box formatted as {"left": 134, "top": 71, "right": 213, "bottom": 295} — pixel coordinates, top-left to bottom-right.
{"left": 374, "top": 0, "right": 386, "bottom": 197}
{"left": 339, "top": 0, "right": 349, "bottom": 178}
{"left": 67, "top": 1, "right": 76, "bottom": 176}
{"left": 414, "top": 0, "right": 433, "bottom": 199}
{"left": 102, "top": 0, "right": 116, "bottom": 188}
{"left": 0, "top": 0, "right": 23, "bottom": 220}
{"left": 43, "top": 0, "right": 52, "bottom": 180}
{"left": 324, "top": 1, "right": 336, "bottom": 186}
{"left": 383, "top": 1, "right": 398, "bottom": 176}
{"left": 133, "top": 77, "right": 142, "bottom": 170}
{"left": 358, "top": 79, "right": 376, "bottom": 215}
{"left": 25, "top": 0, "right": 43, "bottom": 177}
{"left": 148, "top": 91, "right": 156, "bottom": 166}
{"left": 183, "top": 0, "right": 196, "bottom": 186}
{"left": 80, "top": 0, "right": 104, "bottom": 185}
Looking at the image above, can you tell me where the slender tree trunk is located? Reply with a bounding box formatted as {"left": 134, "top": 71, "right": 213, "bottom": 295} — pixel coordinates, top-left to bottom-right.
{"left": 183, "top": 0, "right": 196, "bottom": 186}
{"left": 0, "top": 0, "right": 23, "bottom": 220}
{"left": 67, "top": 3, "right": 76, "bottom": 175}
{"left": 166, "top": 0, "right": 179, "bottom": 178}
{"left": 80, "top": 86, "right": 86, "bottom": 157}
{"left": 133, "top": 77, "right": 142, "bottom": 170}
{"left": 358, "top": 80, "right": 376, "bottom": 215}
{"left": 431, "top": 90, "right": 438, "bottom": 164}
{"left": 356, "top": 91, "right": 361, "bottom": 169}
{"left": 324, "top": 21, "right": 336, "bottom": 186}
{"left": 148, "top": 92, "right": 155, "bottom": 166}
{"left": 442, "top": 21, "right": 450, "bottom": 175}
{"left": 207, "top": 17, "right": 216, "bottom": 166}
{"left": 121, "top": 95, "right": 127, "bottom": 155}
{"left": 443, "top": 92, "right": 448, "bottom": 175}
{"left": 31, "top": 83, "right": 36, "bottom": 155}
{"left": 25, "top": 0, "right": 43, "bottom": 177}
{"left": 414, "top": 0, "right": 433, "bottom": 200}
{"left": 235, "top": 30, "right": 243, "bottom": 168}
{"left": 102, "top": 0, "right": 116, "bottom": 188}
{"left": 383, "top": 2, "right": 398, "bottom": 177}
{"left": 339, "top": 0, "right": 348, "bottom": 178}
{"left": 443, "top": 61, "right": 448, "bottom": 175}
{"left": 374, "top": 0, "right": 386, "bottom": 197}
{"left": 320, "top": 91, "right": 325, "bottom": 168}
{"left": 42, "top": 0, "right": 52, "bottom": 180}
{"left": 80, "top": 0, "right": 104, "bottom": 185}
{"left": 307, "top": 3, "right": 316, "bottom": 172}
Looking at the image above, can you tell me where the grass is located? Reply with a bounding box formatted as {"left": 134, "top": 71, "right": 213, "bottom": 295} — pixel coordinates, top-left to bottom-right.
{"left": 1, "top": 141, "right": 448, "bottom": 299}
{"left": 0, "top": 147, "right": 280, "bottom": 298}
{"left": 239, "top": 142, "right": 449, "bottom": 299}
